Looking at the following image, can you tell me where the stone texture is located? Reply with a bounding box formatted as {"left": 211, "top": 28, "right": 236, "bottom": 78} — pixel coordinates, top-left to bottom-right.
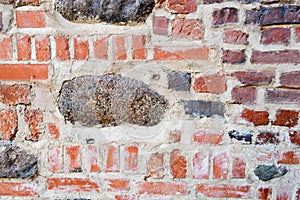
{"left": 254, "top": 165, "right": 287, "bottom": 181}
{"left": 181, "top": 100, "right": 225, "bottom": 118}
{"left": 54, "top": 0, "right": 155, "bottom": 24}
{"left": 168, "top": 71, "right": 191, "bottom": 91}
{"left": 57, "top": 74, "right": 167, "bottom": 127}
{"left": 228, "top": 130, "right": 252, "bottom": 144}
{"left": 0, "top": 145, "right": 38, "bottom": 178}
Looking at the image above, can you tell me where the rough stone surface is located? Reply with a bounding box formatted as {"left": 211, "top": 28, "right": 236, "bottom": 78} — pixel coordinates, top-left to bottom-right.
{"left": 58, "top": 74, "right": 168, "bottom": 127}
{"left": 228, "top": 130, "right": 252, "bottom": 144}
{"left": 181, "top": 100, "right": 225, "bottom": 118}
{"left": 0, "top": 145, "right": 38, "bottom": 178}
{"left": 54, "top": 0, "right": 155, "bottom": 24}
{"left": 167, "top": 71, "right": 191, "bottom": 91}
{"left": 254, "top": 165, "right": 288, "bottom": 181}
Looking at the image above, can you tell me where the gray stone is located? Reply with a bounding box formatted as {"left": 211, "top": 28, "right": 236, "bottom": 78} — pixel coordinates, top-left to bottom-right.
{"left": 181, "top": 100, "right": 225, "bottom": 118}
{"left": 0, "top": 145, "right": 38, "bottom": 179}
{"left": 54, "top": 0, "right": 155, "bottom": 24}
{"left": 254, "top": 165, "right": 288, "bottom": 181}
{"left": 168, "top": 71, "right": 191, "bottom": 91}
{"left": 58, "top": 74, "right": 168, "bottom": 127}
{"left": 228, "top": 130, "right": 253, "bottom": 144}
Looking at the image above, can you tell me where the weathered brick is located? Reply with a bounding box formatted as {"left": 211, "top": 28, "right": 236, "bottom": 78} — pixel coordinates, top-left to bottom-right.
{"left": 65, "top": 145, "right": 81, "bottom": 172}
{"left": 266, "top": 89, "right": 300, "bottom": 104}
{"left": 181, "top": 100, "right": 225, "bottom": 117}
{"left": 132, "top": 35, "right": 147, "bottom": 60}
{"left": 0, "top": 182, "right": 38, "bottom": 196}
{"left": 137, "top": 182, "right": 188, "bottom": 195}
{"left": 289, "top": 130, "right": 300, "bottom": 145}
{"left": 296, "top": 188, "right": 300, "bottom": 200}
{"left": 203, "top": 0, "right": 224, "bottom": 3}
{"left": 48, "top": 146, "right": 63, "bottom": 173}
{"left": 194, "top": 130, "right": 222, "bottom": 145}
{"left": 46, "top": 178, "right": 101, "bottom": 192}
{"left": 276, "top": 186, "right": 291, "bottom": 200}
{"left": 105, "top": 144, "right": 120, "bottom": 172}
{"left": 35, "top": 35, "right": 50, "bottom": 61}
{"left": 154, "top": 46, "right": 209, "bottom": 60}
{"left": 170, "top": 149, "right": 187, "bottom": 178}
{"left": 85, "top": 144, "right": 100, "bottom": 172}
{"left": 115, "top": 195, "right": 137, "bottom": 200}
{"left": 124, "top": 146, "right": 138, "bottom": 172}
{"left": 255, "top": 132, "right": 280, "bottom": 145}
{"left": 257, "top": 187, "right": 272, "bottom": 200}
{"left": 0, "top": 84, "right": 30, "bottom": 105}
{"left": 93, "top": 36, "right": 108, "bottom": 59}
{"left": 194, "top": 74, "right": 227, "bottom": 94}
{"left": 113, "top": 35, "right": 127, "bottom": 60}
{"left": 74, "top": 36, "right": 89, "bottom": 60}
{"left": 17, "top": 35, "right": 31, "bottom": 61}
{"left": 228, "top": 130, "right": 253, "bottom": 144}
{"left": 256, "top": 151, "right": 272, "bottom": 161}
{"left": 168, "top": 71, "right": 191, "bottom": 91}
{"left": 230, "top": 71, "right": 275, "bottom": 86}
{"left": 251, "top": 50, "right": 300, "bottom": 64}
{"left": 280, "top": 71, "right": 300, "bottom": 88}
{"left": 0, "top": 12, "right": 2, "bottom": 32}
{"left": 153, "top": 17, "right": 168, "bottom": 35}
{"left": 0, "top": 0, "right": 13, "bottom": 4}
{"left": 276, "top": 151, "right": 299, "bottom": 164}
{"left": 172, "top": 18, "right": 203, "bottom": 40}
{"left": 296, "top": 27, "right": 300, "bottom": 43}
{"left": 0, "top": 64, "right": 48, "bottom": 80}
{"left": 222, "top": 50, "right": 246, "bottom": 64}
{"left": 107, "top": 179, "right": 130, "bottom": 192}
{"left": 24, "top": 109, "right": 43, "bottom": 142}
{"left": 213, "top": 151, "right": 228, "bottom": 179}
{"left": 196, "top": 184, "right": 251, "bottom": 198}
{"left": 0, "top": 35, "right": 12, "bottom": 60}
{"left": 47, "top": 123, "right": 59, "bottom": 139}
{"left": 224, "top": 30, "right": 248, "bottom": 44}
{"left": 55, "top": 35, "right": 70, "bottom": 60}
{"left": 0, "top": 109, "right": 18, "bottom": 141}
{"left": 147, "top": 152, "right": 164, "bottom": 179}
{"left": 273, "top": 109, "right": 299, "bottom": 127}
{"left": 193, "top": 151, "right": 209, "bottom": 179}
{"left": 16, "top": 11, "right": 45, "bottom": 28}
{"left": 16, "top": 0, "right": 40, "bottom": 6}
{"left": 232, "top": 87, "right": 256, "bottom": 104}
{"left": 213, "top": 8, "right": 238, "bottom": 26}
{"left": 168, "top": 0, "right": 196, "bottom": 14}
{"left": 241, "top": 109, "right": 269, "bottom": 126}
{"left": 261, "top": 27, "right": 290, "bottom": 44}
{"left": 232, "top": 157, "right": 246, "bottom": 178}
{"left": 169, "top": 130, "right": 182, "bottom": 143}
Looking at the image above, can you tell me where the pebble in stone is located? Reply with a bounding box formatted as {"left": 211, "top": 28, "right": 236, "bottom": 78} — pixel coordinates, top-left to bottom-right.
{"left": 54, "top": 0, "right": 155, "bottom": 24}
{"left": 181, "top": 100, "right": 225, "bottom": 118}
{"left": 0, "top": 145, "right": 38, "bottom": 179}
{"left": 254, "top": 165, "right": 288, "bottom": 181}
{"left": 57, "top": 74, "right": 168, "bottom": 127}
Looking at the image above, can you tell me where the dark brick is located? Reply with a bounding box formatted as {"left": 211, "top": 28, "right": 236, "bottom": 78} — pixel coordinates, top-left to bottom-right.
{"left": 203, "top": 0, "right": 224, "bottom": 3}
{"left": 273, "top": 109, "right": 299, "bottom": 128}
{"left": 251, "top": 50, "right": 300, "bottom": 64}
{"left": 245, "top": 9, "right": 263, "bottom": 24}
{"left": 222, "top": 50, "right": 246, "bottom": 64}
{"left": 0, "top": 12, "right": 2, "bottom": 32}
{"left": 213, "top": 7, "right": 238, "bottom": 26}
{"left": 232, "top": 87, "right": 257, "bottom": 104}
{"left": 255, "top": 132, "right": 280, "bottom": 145}
{"left": 289, "top": 131, "right": 300, "bottom": 146}
{"left": 254, "top": 165, "right": 287, "bottom": 181}
{"left": 261, "top": 27, "right": 290, "bottom": 44}
{"left": 266, "top": 89, "right": 300, "bottom": 104}
{"left": 228, "top": 130, "right": 253, "bottom": 144}
{"left": 181, "top": 100, "right": 225, "bottom": 118}
{"left": 168, "top": 71, "right": 191, "bottom": 91}
{"left": 230, "top": 71, "right": 275, "bottom": 86}
{"left": 280, "top": 71, "right": 300, "bottom": 88}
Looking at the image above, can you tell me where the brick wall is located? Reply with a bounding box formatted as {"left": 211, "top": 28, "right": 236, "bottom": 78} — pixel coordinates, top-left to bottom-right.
{"left": 0, "top": 0, "right": 300, "bottom": 199}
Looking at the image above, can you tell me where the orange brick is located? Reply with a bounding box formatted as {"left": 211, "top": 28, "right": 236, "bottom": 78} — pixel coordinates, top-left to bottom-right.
{"left": 232, "top": 157, "right": 246, "bottom": 178}
{"left": 193, "top": 151, "right": 209, "bottom": 179}
{"left": 94, "top": 36, "right": 108, "bottom": 59}
{"left": 46, "top": 178, "right": 100, "bottom": 192}
{"left": 194, "top": 130, "right": 222, "bottom": 145}
{"left": 48, "top": 146, "right": 63, "bottom": 173}
{"left": 124, "top": 146, "right": 138, "bottom": 172}
{"left": 16, "top": 11, "right": 45, "bottom": 28}
{"left": 74, "top": 36, "right": 89, "bottom": 60}
{"left": 0, "top": 84, "right": 30, "bottom": 105}
{"left": 0, "top": 64, "right": 48, "bottom": 80}
{"left": 213, "top": 151, "right": 228, "bottom": 179}
{"left": 170, "top": 149, "right": 187, "bottom": 178}
{"left": 154, "top": 46, "right": 209, "bottom": 60}
{"left": 115, "top": 194, "right": 137, "bottom": 200}
{"left": 24, "top": 109, "right": 43, "bottom": 142}
{"left": 0, "top": 35, "right": 12, "bottom": 60}
{"left": 0, "top": 109, "right": 18, "bottom": 141}
{"left": 197, "top": 184, "right": 250, "bottom": 198}
{"left": 132, "top": 35, "right": 147, "bottom": 60}
{"left": 107, "top": 179, "right": 130, "bottom": 192}
{"left": 17, "top": 35, "right": 31, "bottom": 61}
{"left": 105, "top": 144, "right": 120, "bottom": 172}
{"left": 276, "top": 151, "right": 299, "bottom": 164}
{"left": 257, "top": 187, "right": 272, "bottom": 200}
{"left": 55, "top": 35, "right": 70, "bottom": 60}
{"left": 85, "top": 144, "right": 100, "bottom": 172}
{"left": 47, "top": 123, "right": 59, "bottom": 139}
{"left": 147, "top": 152, "right": 164, "bottom": 179}
{"left": 35, "top": 35, "right": 50, "bottom": 61}
{"left": 0, "top": 182, "right": 38, "bottom": 196}
{"left": 65, "top": 146, "right": 81, "bottom": 172}
{"left": 137, "top": 182, "right": 188, "bottom": 195}
{"left": 113, "top": 35, "right": 127, "bottom": 60}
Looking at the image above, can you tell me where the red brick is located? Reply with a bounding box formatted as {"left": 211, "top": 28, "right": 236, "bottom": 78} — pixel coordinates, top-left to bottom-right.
{"left": 222, "top": 50, "right": 246, "bottom": 64}
{"left": 93, "top": 36, "right": 108, "bottom": 59}
{"left": 0, "top": 84, "right": 30, "bottom": 105}
{"left": 74, "top": 36, "right": 88, "bottom": 60}
{"left": 124, "top": 146, "right": 138, "bottom": 172}
{"left": 213, "top": 151, "right": 228, "bottom": 179}
{"left": 168, "top": 0, "right": 196, "bottom": 14}
{"left": 273, "top": 109, "right": 299, "bottom": 128}
{"left": 193, "top": 152, "right": 209, "bottom": 179}
{"left": 0, "top": 12, "right": 2, "bottom": 32}
{"left": 232, "top": 87, "right": 257, "bottom": 104}
{"left": 296, "top": 27, "right": 300, "bottom": 43}
{"left": 241, "top": 109, "right": 269, "bottom": 126}
{"left": 147, "top": 152, "right": 164, "bottom": 179}
{"left": 289, "top": 130, "right": 300, "bottom": 145}
{"left": 0, "top": 109, "right": 18, "bottom": 141}
{"left": 276, "top": 186, "right": 291, "bottom": 200}
{"left": 17, "top": 35, "right": 31, "bottom": 61}
{"left": 0, "top": 35, "right": 12, "bottom": 60}
{"left": 261, "top": 27, "right": 290, "bottom": 44}
{"left": 16, "top": 11, "right": 45, "bottom": 28}
{"left": 48, "top": 146, "right": 63, "bottom": 173}
{"left": 55, "top": 35, "right": 70, "bottom": 60}
{"left": 154, "top": 46, "right": 209, "bottom": 60}
{"left": 0, "top": 182, "right": 38, "bottom": 196}
{"left": 47, "top": 123, "right": 59, "bottom": 139}
{"left": 257, "top": 187, "right": 272, "bottom": 200}
{"left": 232, "top": 157, "right": 246, "bottom": 178}
{"left": 213, "top": 8, "right": 238, "bottom": 26}
{"left": 196, "top": 184, "right": 251, "bottom": 198}
{"left": 115, "top": 194, "right": 137, "bottom": 200}
{"left": 65, "top": 145, "right": 81, "bottom": 172}
{"left": 24, "top": 109, "right": 43, "bottom": 142}
{"left": 46, "top": 178, "right": 100, "bottom": 192}
{"left": 266, "top": 89, "right": 300, "bottom": 104}
{"left": 296, "top": 188, "right": 300, "bottom": 200}
{"left": 169, "top": 130, "right": 181, "bottom": 143}
{"left": 0, "top": 64, "right": 48, "bottom": 80}
{"left": 224, "top": 30, "right": 248, "bottom": 44}
{"left": 107, "top": 179, "right": 130, "bottom": 192}
{"left": 132, "top": 35, "right": 147, "bottom": 60}
{"left": 251, "top": 50, "right": 300, "bottom": 64}
{"left": 85, "top": 144, "right": 100, "bottom": 172}
{"left": 276, "top": 151, "right": 299, "bottom": 164}
{"left": 230, "top": 71, "right": 275, "bottom": 86}
{"left": 280, "top": 71, "right": 300, "bottom": 88}
{"left": 172, "top": 18, "right": 203, "bottom": 40}
{"left": 255, "top": 132, "right": 280, "bottom": 145}
{"left": 155, "top": 0, "right": 166, "bottom": 9}
{"left": 35, "top": 35, "right": 50, "bottom": 61}
{"left": 105, "top": 144, "right": 120, "bottom": 172}
{"left": 193, "top": 130, "right": 222, "bottom": 145}
{"left": 194, "top": 74, "right": 227, "bottom": 94}
{"left": 170, "top": 149, "right": 187, "bottom": 178}
{"left": 153, "top": 17, "right": 168, "bottom": 35}
{"left": 137, "top": 182, "right": 188, "bottom": 195}
{"left": 256, "top": 151, "right": 272, "bottom": 161}
{"left": 113, "top": 35, "right": 127, "bottom": 60}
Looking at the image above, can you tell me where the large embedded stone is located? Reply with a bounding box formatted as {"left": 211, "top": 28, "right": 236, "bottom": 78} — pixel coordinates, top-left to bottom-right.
{"left": 254, "top": 165, "right": 287, "bottom": 181}
{"left": 58, "top": 74, "right": 168, "bottom": 127}
{"left": 54, "top": 0, "right": 155, "bottom": 24}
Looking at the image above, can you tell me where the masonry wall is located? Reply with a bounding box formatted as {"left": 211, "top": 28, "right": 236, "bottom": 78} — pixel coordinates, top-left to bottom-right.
{"left": 0, "top": 0, "right": 300, "bottom": 199}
